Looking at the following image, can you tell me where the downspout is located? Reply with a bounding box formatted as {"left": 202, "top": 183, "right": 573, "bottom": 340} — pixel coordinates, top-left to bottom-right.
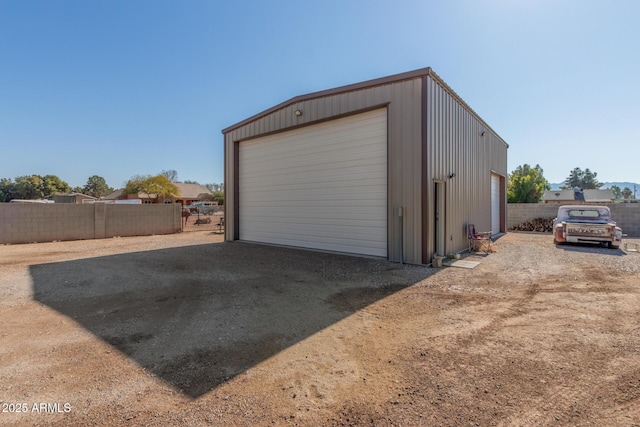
{"left": 399, "top": 206, "right": 404, "bottom": 265}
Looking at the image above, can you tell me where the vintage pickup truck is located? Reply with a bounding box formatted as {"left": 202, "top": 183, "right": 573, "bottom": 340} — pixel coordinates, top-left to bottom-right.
{"left": 553, "top": 205, "right": 622, "bottom": 248}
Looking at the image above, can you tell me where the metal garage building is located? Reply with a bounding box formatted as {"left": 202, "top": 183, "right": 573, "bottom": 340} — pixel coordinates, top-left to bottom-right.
{"left": 222, "top": 68, "right": 508, "bottom": 265}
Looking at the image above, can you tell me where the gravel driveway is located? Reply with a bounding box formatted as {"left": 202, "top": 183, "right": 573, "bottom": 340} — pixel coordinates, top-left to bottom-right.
{"left": 1, "top": 231, "right": 639, "bottom": 426}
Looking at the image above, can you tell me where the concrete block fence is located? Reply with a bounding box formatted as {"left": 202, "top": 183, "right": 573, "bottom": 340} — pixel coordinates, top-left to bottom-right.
{"left": 2, "top": 202, "right": 637, "bottom": 245}
{"left": 0, "top": 203, "right": 182, "bottom": 244}
{"left": 508, "top": 203, "right": 640, "bottom": 237}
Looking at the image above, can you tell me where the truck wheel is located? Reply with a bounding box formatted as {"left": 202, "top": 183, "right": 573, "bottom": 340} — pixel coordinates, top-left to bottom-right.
{"left": 609, "top": 242, "right": 620, "bottom": 249}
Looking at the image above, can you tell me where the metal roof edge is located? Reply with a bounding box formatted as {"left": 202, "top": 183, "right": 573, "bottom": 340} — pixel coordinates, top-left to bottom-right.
{"left": 426, "top": 70, "right": 509, "bottom": 149}
{"left": 221, "top": 67, "right": 509, "bottom": 150}
{"left": 221, "top": 68, "right": 433, "bottom": 134}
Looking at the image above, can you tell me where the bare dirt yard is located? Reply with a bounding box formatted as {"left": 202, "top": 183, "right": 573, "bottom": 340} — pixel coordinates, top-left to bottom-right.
{"left": 1, "top": 231, "right": 639, "bottom": 426}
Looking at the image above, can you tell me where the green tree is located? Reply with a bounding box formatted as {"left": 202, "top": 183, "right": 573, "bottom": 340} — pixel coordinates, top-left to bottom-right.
{"left": 211, "top": 190, "right": 224, "bottom": 205}
{"left": 0, "top": 178, "right": 18, "bottom": 202}
{"left": 83, "top": 175, "right": 113, "bottom": 198}
{"left": 507, "top": 164, "right": 550, "bottom": 203}
{"left": 562, "top": 167, "right": 582, "bottom": 190}
{"left": 610, "top": 185, "right": 622, "bottom": 199}
{"left": 42, "top": 174, "right": 71, "bottom": 196}
{"left": 0, "top": 174, "right": 70, "bottom": 200}
{"left": 581, "top": 168, "right": 602, "bottom": 189}
{"left": 621, "top": 187, "right": 634, "bottom": 199}
{"left": 561, "top": 167, "right": 603, "bottom": 190}
{"left": 122, "top": 174, "right": 181, "bottom": 202}
{"left": 196, "top": 185, "right": 224, "bottom": 205}
{"left": 14, "top": 175, "right": 45, "bottom": 199}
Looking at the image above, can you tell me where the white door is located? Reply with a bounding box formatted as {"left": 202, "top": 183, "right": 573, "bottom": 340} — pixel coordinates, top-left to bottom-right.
{"left": 491, "top": 174, "right": 501, "bottom": 236}
{"left": 238, "top": 108, "right": 388, "bottom": 257}
{"left": 434, "top": 181, "right": 445, "bottom": 256}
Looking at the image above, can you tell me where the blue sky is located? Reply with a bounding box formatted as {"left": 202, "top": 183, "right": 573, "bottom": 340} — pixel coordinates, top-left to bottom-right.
{"left": 1, "top": 0, "right": 639, "bottom": 190}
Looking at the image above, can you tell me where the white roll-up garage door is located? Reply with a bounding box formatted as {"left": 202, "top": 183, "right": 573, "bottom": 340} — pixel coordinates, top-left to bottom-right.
{"left": 491, "top": 173, "right": 501, "bottom": 236}
{"left": 238, "top": 108, "right": 388, "bottom": 257}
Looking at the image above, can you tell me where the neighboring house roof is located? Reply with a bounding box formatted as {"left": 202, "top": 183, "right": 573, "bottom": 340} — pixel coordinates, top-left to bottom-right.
{"left": 174, "top": 183, "right": 213, "bottom": 200}
{"left": 543, "top": 190, "right": 573, "bottom": 201}
{"left": 103, "top": 184, "right": 212, "bottom": 201}
{"left": 51, "top": 193, "right": 98, "bottom": 203}
{"left": 58, "top": 192, "right": 97, "bottom": 198}
{"left": 543, "top": 189, "right": 615, "bottom": 203}
{"left": 103, "top": 189, "right": 124, "bottom": 200}
{"left": 583, "top": 189, "right": 616, "bottom": 202}
{"left": 50, "top": 192, "right": 97, "bottom": 199}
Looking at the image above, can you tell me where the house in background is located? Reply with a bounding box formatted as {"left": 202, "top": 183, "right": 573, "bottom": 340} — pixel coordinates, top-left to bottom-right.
{"left": 51, "top": 193, "right": 97, "bottom": 204}
{"left": 223, "top": 68, "right": 509, "bottom": 265}
{"left": 542, "top": 188, "right": 615, "bottom": 204}
{"left": 103, "top": 183, "right": 213, "bottom": 206}
{"left": 173, "top": 183, "right": 215, "bottom": 206}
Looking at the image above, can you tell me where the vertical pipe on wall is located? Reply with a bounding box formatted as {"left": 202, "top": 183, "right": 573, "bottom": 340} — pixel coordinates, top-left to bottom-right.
{"left": 399, "top": 206, "right": 404, "bottom": 265}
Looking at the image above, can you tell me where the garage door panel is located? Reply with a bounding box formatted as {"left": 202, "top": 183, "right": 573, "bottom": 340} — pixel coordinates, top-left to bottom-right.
{"left": 243, "top": 224, "right": 386, "bottom": 243}
{"left": 239, "top": 108, "right": 388, "bottom": 257}
{"left": 242, "top": 148, "right": 387, "bottom": 177}
{"left": 240, "top": 202, "right": 385, "bottom": 213}
{"left": 242, "top": 122, "right": 386, "bottom": 165}
{"left": 241, "top": 214, "right": 387, "bottom": 225}
{"left": 240, "top": 206, "right": 387, "bottom": 221}
{"left": 241, "top": 180, "right": 387, "bottom": 197}
{"left": 240, "top": 168, "right": 387, "bottom": 189}
{"left": 241, "top": 220, "right": 387, "bottom": 239}
{"left": 241, "top": 184, "right": 387, "bottom": 201}
{"left": 241, "top": 187, "right": 387, "bottom": 200}
{"left": 255, "top": 155, "right": 388, "bottom": 176}
{"left": 241, "top": 178, "right": 387, "bottom": 194}
{"left": 240, "top": 146, "right": 387, "bottom": 165}
{"left": 241, "top": 226, "right": 388, "bottom": 242}
{"left": 244, "top": 131, "right": 386, "bottom": 159}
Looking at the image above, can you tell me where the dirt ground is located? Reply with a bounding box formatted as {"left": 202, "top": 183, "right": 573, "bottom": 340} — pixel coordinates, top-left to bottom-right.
{"left": 1, "top": 231, "right": 639, "bottom": 426}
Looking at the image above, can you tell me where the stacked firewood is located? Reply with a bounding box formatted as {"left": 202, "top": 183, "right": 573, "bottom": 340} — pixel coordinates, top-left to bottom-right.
{"left": 509, "top": 217, "right": 554, "bottom": 233}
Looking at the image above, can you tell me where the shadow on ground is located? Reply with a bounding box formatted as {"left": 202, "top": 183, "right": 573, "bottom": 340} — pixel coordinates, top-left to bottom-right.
{"left": 554, "top": 242, "right": 627, "bottom": 256}
{"left": 30, "top": 242, "right": 433, "bottom": 398}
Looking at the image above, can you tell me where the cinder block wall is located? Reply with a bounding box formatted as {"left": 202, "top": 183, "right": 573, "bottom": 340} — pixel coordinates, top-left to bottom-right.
{"left": 611, "top": 204, "right": 640, "bottom": 237}
{"left": 0, "top": 204, "right": 181, "bottom": 244}
{"left": 508, "top": 203, "right": 640, "bottom": 237}
{"left": 105, "top": 204, "right": 182, "bottom": 238}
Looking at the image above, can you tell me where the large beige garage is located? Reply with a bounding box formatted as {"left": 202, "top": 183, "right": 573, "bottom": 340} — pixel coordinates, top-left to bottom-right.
{"left": 223, "top": 68, "right": 509, "bottom": 265}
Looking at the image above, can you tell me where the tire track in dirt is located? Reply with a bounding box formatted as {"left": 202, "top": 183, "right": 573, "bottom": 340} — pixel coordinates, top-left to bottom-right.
{"left": 362, "top": 261, "right": 639, "bottom": 426}
{"left": 451, "top": 278, "right": 540, "bottom": 348}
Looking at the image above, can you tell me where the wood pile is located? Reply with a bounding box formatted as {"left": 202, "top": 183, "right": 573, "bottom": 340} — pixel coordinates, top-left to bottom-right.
{"left": 509, "top": 217, "right": 554, "bottom": 233}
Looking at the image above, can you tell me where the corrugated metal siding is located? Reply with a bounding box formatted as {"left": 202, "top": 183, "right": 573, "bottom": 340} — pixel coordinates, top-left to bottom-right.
{"left": 224, "top": 70, "right": 508, "bottom": 265}
{"left": 225, "top": 78, "right": 423, "bottom": 264}
{"left": 424, "top": 75, "right": 507, "bottom": 260}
